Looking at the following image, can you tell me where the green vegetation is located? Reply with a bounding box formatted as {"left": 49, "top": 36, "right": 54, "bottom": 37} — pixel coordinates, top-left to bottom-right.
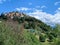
{"left": 0, "top": 12, "right": 60, "bottom": 45}
{"left": 0, "top": 20, "right": 41, "bottom": 45}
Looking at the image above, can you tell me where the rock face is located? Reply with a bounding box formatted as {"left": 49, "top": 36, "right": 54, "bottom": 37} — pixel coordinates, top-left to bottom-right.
{"left": 4, "top": 11, "right": 25, "bottom": 19}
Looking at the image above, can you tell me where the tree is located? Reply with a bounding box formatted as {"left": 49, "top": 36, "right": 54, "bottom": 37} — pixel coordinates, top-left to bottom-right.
{"left": 0, "top": 13, "right": 7, "bottom": 20}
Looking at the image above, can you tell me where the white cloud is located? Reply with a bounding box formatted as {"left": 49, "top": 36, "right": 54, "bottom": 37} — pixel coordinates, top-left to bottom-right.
{"left": 41, "top": 5, "right": 47, "bottom": 8}
{"left": 55, "top": 1, "right": 60, "bottom": 5}
{"left": 36, "top": 5, "right": 47, "bottom": 9}
{"left": 55, "top": 7, "right": 60, "bottom": 13}
{"left": 58, "top": 8, "right": 60, "bottom": 10}
{"left": 16, "top": 7, "right": 32, "bottom": 11}
{"left": 27, "top": 8, "right": 60, "bottom": 26}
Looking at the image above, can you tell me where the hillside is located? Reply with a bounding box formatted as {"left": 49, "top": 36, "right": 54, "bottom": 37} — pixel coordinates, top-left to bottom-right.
{"left": 0, "top": 11, "right": 60, "bottom": 45}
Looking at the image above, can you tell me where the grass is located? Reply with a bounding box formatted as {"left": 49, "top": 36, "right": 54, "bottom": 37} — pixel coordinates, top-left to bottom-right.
{"left": 0, "top": 20, "right": 60, "bottom": 45}
{"left": 0, "top": 20, "right": 41, "bottom": 45}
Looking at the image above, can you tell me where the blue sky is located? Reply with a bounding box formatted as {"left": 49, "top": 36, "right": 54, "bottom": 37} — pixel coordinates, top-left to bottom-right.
{"left": 0, "top": 0, "right": 60, "bottom": 26}
{"left": 0, "top": 0, "right": 60, "bottom": 14}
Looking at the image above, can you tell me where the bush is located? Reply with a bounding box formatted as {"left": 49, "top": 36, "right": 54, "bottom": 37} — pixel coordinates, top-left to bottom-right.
{"left": 50, "top": 33, "right": 57, "bottom": 38}
{"left": 39, "top": 35, "right": 46, "bottom": 42}
{"left": 0, "top": 13, "right": 7, "bottom": 20}
{"left": 28, "top": 22, "right": 35, "bottom": 29}
{"left": 18, "top": 17, "right": 25, "bottom": 23}
{"left": 24, "top": 23, "right": 29, "bottom": 29}
{"left": 48, "top": 34, "right": 54, "bottom": 42}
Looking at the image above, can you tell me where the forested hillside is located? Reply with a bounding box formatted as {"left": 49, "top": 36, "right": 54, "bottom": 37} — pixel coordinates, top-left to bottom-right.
{"left": 0, "top": 11, "right": 60, "bottom": 45}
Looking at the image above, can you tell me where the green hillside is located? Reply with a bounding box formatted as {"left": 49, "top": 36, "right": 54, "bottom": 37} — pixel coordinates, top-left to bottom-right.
{"left": 0, "top": 11, "right": 60, "bottom": 45}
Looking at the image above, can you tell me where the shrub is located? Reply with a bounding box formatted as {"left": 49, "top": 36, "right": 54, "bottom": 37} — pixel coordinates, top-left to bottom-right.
{"left": 24, "top": 23, "right": 29, "bottom": 29}
{"left": 39, "top": 35, "right": 46, "bottom": 42}
{"left": 48, "top": 34, "right": 54, "bottom": 42}
{"left": 18, "top": 17, "right": 25, "bottom": 23}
